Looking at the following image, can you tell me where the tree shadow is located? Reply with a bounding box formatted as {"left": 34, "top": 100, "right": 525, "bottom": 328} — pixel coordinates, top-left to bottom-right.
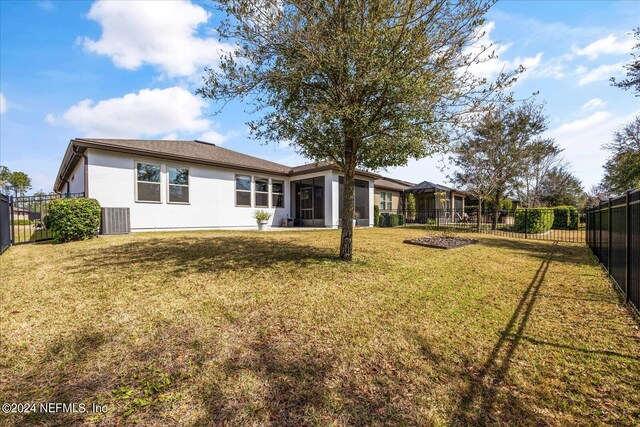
{"left": 476, "top": 236, "right": 596, "bottom": 268}
{"left": 66, "top": 235, "right": 338, "bottom": 278}
{"left": 2, "top": 322, "right": 206, "bottom": 426}
{"left": 452, "top": 243, "right": 557, "bottom": 426}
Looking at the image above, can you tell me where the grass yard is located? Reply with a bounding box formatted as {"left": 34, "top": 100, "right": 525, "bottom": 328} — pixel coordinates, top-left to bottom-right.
{"left": 1, "top": 228, "right": 639, "bottom": 426}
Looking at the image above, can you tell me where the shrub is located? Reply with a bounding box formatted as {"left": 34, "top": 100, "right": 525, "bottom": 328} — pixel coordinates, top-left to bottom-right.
{"left": 514, "top": 208, "right": 554, "bottom": 234}
{"left": 397, "top": 214, "right": 405, "bottom": 226}
{"left": 11, "top": 219, "right": 32, "bottom": 225}
{"left": 47, "top": 198, "right": 101, "bottom": 243}
{"left": 373, "top": 205, "right": 380, "bottom": 227}
{"left": 389, "top": 214, "right": 400, "bottom": 227}
{"left": 552, "top": 206, "right": 578, "bottom": 230}
{"left": 406, "top": 193, "right": 416, "bottom": 220}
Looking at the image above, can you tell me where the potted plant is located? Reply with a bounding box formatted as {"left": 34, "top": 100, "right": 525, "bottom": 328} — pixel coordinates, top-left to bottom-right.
{"left": 253, "top": 209, "right": 272, "bottom": 231}
{"left": 353, "top": 211, "right": 361, "bottom": 227}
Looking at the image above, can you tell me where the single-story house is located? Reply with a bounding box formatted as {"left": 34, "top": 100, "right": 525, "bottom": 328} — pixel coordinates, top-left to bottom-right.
{"left": 374, "top": 177, "right": 415, "bottom": 212}
{"left": 53, "top": 138, "right": 379, "bottom": 231}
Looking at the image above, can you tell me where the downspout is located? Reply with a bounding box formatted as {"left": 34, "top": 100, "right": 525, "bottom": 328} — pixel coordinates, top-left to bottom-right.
{"left": 72, "top": 145, "right": 89, "bottom": 197}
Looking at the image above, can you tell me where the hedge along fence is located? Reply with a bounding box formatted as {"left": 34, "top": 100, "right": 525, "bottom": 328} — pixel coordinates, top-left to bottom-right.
{"left": 514, "top": 208, "right": 554, "bottom": 234}
{"left": 552, "top": 206, "right": 579, "bottom": 230}
{"left": 47, "top": 198, "right": 101, "bottom": 243}
{"left": 379, "top": 213, "right": 405, "bottom": 227}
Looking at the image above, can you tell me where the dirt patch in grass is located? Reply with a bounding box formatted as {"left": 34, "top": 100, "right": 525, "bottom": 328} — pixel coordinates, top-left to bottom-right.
{"left": 1, "top": 229, "right": 639, "bottom": 426}
{"left": 403, "top": 235, "right": 477, "bottom": 249}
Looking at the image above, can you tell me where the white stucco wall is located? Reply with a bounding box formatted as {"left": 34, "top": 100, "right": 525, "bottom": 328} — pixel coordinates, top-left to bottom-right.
{"left": 87, "top": 149, "right": 291, "bottom": 231}
{"left": 66, "top": 158, "right": 85, "bottom": 195}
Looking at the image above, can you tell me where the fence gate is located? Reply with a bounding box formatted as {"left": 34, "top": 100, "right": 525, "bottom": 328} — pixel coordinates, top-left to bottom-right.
{"left": 0, "top": 194, "right": 10, "bottom": 254}
{"left": 8, "top": 193, "right": 84, "bottom": 246}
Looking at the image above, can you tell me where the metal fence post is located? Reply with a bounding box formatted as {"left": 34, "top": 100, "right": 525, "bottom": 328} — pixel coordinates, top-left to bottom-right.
{"left": 9, "top": 196, "right": 14, "bottom": 244}
{"left": 625, "top": 191, "right": 631, "bottom": 302}
{"left": 599, "top": 203, "right": 602, "bottom": 260}
{"left": 524, "top": 208, "right": 529, "bottom": 239}
{"left": 608, "top": 198, "right": 612, "bottom": 275}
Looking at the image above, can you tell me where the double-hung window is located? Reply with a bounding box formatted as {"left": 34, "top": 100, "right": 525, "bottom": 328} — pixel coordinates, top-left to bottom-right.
{"left": 272, "top": 180, "right": 284, "bottom": 208}
{"left": 168, "top": 167, "right": 189, "bottom": 203}
{"left": 255, "top": 177, "right": 269, "bottom": 207}
{"left": 136, "top": 162, "right": 161, "bottom": 202}
{"left": 380, "top": 192, "right": 392, "bottom": 210}
{"left": 236, "top": 175, "right": 251, "bottom": 206}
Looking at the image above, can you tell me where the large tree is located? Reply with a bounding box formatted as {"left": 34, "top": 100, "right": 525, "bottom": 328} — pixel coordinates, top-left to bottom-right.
{"left": 0, "top": 166, "right": 32, "bottom": 197}
{"left": 601, "top": 115, "right": 640, "bottom": 194}
{"left": 450, "top": 101, "right": 555, "bottom": 228}
{"left": 610, "top": 27, "right": 639, "bottom": 96}
{"left": 538, "top": 164, "right": 583, "bottom": 207}
{"left": 199, "top": 0, "right": 518, "bottom": 260}
{"left": 515, "top": 139, "right": 561, "bottom": 208}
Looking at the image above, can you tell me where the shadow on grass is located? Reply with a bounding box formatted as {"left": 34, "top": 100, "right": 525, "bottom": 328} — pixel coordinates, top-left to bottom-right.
{"left": 3, "top": 322, "right": 206, "bottom": 426}
{"left": 67, "top": 235, "right": 338, "bottom": 277}
{"left": 195, "top": 328, "right": 418, "bottom": 426}
{"left": 452, "top": 243, "right": 558, "bottom": 425}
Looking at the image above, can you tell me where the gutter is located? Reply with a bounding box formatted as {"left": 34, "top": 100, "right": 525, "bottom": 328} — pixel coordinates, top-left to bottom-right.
{"left": 73, "top": 145, "right": 89, "bottom": 197}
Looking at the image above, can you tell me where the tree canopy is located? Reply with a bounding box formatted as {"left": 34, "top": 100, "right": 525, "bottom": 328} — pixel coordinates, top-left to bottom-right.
{"left": 602, "top": 115, "right": 640, "bottom": 194}
{"left": 610, "top": 27, "right": 640, "bottom": 96}
{"left": 200, "top": 0, "right": 518, "bottom": 259}
{"left": 450, "top": 101, "right": 555, "bottom": 222}
{"left": 0, "top": 166, "right": 32, "bottom": 197}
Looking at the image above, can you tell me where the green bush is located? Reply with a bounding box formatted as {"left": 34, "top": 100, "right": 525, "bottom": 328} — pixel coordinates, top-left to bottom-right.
{"left": 552, "top": 206, "right": 578, "bottom": 230}
{"left": 378, "top": 213, "right": 403, "bottom": 227}
{"left": 373, "top": 205, "right": 380, "bottom": 227}
{"left": 47, "top": 198, "right": 101, "bottom": 243}
{"left": 11, "top": 219, "right": 32, "bottom": 225}
{"left": 514, "top": 208, "right": 554, "bottom": 234}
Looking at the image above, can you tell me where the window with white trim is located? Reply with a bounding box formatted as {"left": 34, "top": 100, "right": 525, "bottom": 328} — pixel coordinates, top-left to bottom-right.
{"left": 136, "top": 162, "right": 161, "bottom": 202}
{"left": 236, "top": 175, "right": 251, "bottom": 206}
{"left": 380, "top": 192, "right": 392, "bottom": 210}
{"left": 168, "top": 167, "right": 189, "bottom": 203}
{"left": 272, "top": 180, "right": 284, "bottom": 208}
{"left": 255, "top": 177, "right": 269, "bottom": 207}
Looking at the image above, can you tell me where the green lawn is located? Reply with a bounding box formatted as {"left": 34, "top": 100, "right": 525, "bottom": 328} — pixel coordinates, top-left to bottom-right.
{"left": 1, "top": 228, "right": 638, "bottom": 426}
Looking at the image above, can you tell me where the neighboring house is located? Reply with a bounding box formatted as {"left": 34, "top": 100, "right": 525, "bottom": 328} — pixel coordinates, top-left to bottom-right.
{"left": 374, "top": 177, "right": 415, "bottom": 212}
{"left": 404, "top": 181, "right": 466, "bottom": 212}
{"left": 54, "top": 138, "right": 378, "bottom": 231}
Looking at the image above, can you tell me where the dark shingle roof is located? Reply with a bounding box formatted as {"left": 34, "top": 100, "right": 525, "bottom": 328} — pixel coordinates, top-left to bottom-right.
{"left": 405, "top": 181, "right": 458, "bottom": 193}
{"left": 76, "top": 138, "right": 292, "bottom": 174}
{"left": 374, "top": 177, "right": 415, "bottom": 191}
{"left": 54, "top": 138, "right": 379, "bottom": 191}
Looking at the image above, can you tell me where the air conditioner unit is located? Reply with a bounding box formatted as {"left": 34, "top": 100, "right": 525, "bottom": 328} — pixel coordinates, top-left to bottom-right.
{"left": 101, "top": 207, "right": 130, "bottom": 235}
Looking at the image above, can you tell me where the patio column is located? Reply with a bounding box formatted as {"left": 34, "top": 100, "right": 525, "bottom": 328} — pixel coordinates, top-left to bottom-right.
{"left": 325, "top": 172, "right": 339, "bottom": 228}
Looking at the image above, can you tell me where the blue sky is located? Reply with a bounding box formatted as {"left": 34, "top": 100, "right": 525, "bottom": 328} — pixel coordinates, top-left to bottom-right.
{"left": 1, "top": 0, "right": 638, "bottom": 194}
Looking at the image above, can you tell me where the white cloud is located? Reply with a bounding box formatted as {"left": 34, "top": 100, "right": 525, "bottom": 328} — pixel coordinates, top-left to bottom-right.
{"left": 466, "top": 22, "right": 543, "bottom": 82}
{"left": 582, "top": 98, "right": 607, "bottom": 111}
{"left": 553, "top": 111, "right": 612, "bottom": 134}
{"left": 576, "top": 61, "right": 626, "bottom": 86}
{"left": 80, "top": 0, "right": 233, "bottom": 77}
{"left": 0, "top": 92, "right": 6, "bottom": 114}
{"left": 198, "top": 130, "right": 229, "bottom": 146}
{"left": 47, "top": 87, "right": 212, "bottom": 138}
{"left": 572, "top": 34, "right": 635, "bottom": 60}
{"left": 548, "top": 110, "right": 640, "bottom": 188}
{"left": 38, "top": 1, "right": 55, "bottom": 12}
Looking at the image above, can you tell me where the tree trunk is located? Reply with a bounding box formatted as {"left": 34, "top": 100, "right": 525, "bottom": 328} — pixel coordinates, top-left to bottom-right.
{"left": 491, "top": 189, "right": 501, "bottom": 230}
{"left": 339, "top": 137, "right": 356, "bottom": 261}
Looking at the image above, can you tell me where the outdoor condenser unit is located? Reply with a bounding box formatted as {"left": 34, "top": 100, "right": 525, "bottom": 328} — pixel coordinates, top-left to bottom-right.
{"left": 100, "top": 207, "right": 130, "bottom": 235}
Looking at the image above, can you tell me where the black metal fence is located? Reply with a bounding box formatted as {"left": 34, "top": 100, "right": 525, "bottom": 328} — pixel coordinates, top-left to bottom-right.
{"left": 378, "top": 207, "right": 586, "bottom": 243}
{"left": 586, "top": 189, "right": 640, "bottom": 315}
{"left": 0, "top": 194, "right": 10, "bottom": 254}
{"left": 6, "top": 192, "right": 84, "bottom": 248}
